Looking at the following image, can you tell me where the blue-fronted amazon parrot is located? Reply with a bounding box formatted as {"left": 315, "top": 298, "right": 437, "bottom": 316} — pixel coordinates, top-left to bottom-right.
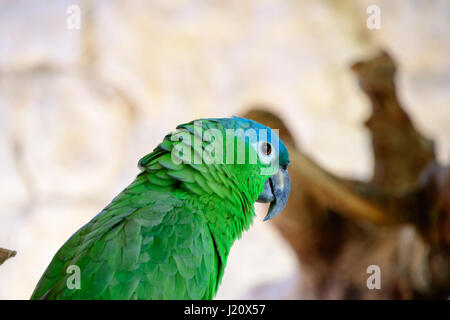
{"left": 31, "top": 117, "right": 290, "bottom": 300}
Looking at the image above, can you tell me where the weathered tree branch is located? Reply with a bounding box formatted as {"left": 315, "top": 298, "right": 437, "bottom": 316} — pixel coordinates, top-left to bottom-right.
{"left": 0, "top": 248, "right": 16, "bottom": 266}
{"left": 351, "top": 50, "right": 436, "bottom": 194}
{"left": 287, "top": 144, "right": 390, "bottom": 224}
{"left": 244, "top": 109, "right": 396, "bottom": 225}
{"left": 242, "top": 50, "right": 450, "bottom": 299}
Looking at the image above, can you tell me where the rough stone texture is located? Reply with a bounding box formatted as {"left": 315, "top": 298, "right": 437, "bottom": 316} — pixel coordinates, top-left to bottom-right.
{"left": 0, "top": 0, "right": 448, "bottom": 299}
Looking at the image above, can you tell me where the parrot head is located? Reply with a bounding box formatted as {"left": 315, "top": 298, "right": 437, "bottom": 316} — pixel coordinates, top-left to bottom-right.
{"left": 140, "top": 117, "right": 290, "bottom": 222}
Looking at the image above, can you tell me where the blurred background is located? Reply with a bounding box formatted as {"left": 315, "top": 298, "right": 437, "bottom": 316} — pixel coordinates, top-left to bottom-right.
{"left": 0, "top": 0, "right": 449, "bottom": 299}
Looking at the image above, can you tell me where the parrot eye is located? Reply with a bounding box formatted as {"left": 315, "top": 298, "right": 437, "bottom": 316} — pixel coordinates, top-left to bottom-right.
{"left": 261, "top": 142, "right": 272, "bottom": 156}
{"left": 255, "top": 140, "right": 276, "bottom": 165}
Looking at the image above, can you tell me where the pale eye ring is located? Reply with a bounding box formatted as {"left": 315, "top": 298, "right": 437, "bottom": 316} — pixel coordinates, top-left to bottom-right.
{"left": 260, "top": 142, "right": 272, "bottom": 156}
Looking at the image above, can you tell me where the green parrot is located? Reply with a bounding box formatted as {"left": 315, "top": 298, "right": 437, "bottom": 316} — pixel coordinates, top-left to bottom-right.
{"left": 30, "top": 117, "right": 290, "bottom": 300}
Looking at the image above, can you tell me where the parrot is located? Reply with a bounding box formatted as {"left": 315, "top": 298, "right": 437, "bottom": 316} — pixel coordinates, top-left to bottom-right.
{"left": 30, "top": 117, "right": 290, "bottom": 300}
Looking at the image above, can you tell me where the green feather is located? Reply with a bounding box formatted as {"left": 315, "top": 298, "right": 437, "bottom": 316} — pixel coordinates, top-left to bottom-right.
{"left": 31, "top": 117, "right": 288, "bottom": 300}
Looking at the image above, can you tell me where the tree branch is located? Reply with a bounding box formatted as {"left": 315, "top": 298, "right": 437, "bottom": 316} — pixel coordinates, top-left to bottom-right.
{"left": 0, "top": 248, "right": 16, "bottom": 266}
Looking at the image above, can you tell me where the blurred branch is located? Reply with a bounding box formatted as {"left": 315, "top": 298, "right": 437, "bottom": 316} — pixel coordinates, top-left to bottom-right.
{"left": 244, "top": 109, "right": 394, "bottom": 225}
{"left": 287, "top": 144, "right": 390, "bottom": 224}
{"left": 246, "top": 52, "right": 448, "bottom": 232}
{"left": 0, "top": 248, "right": 16, "bottom": 266}
{"left": 351, "top": 50, "right": 436, "bottom": 194}
{"left": 351, "top": 51, "right": 449, "bottom": 247}
{"left": 242, "top": 50, "right": 450, "bottom": 298}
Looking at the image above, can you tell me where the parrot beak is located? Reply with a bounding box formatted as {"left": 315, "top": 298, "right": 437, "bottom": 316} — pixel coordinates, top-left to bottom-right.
{"left": 256, "top": 165, "right": 290, "bottom": 221}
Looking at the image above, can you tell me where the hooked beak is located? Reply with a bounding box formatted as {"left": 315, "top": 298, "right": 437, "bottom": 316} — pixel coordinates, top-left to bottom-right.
{"left": 256, "top": 165, "right": 290, "bottom": 221}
